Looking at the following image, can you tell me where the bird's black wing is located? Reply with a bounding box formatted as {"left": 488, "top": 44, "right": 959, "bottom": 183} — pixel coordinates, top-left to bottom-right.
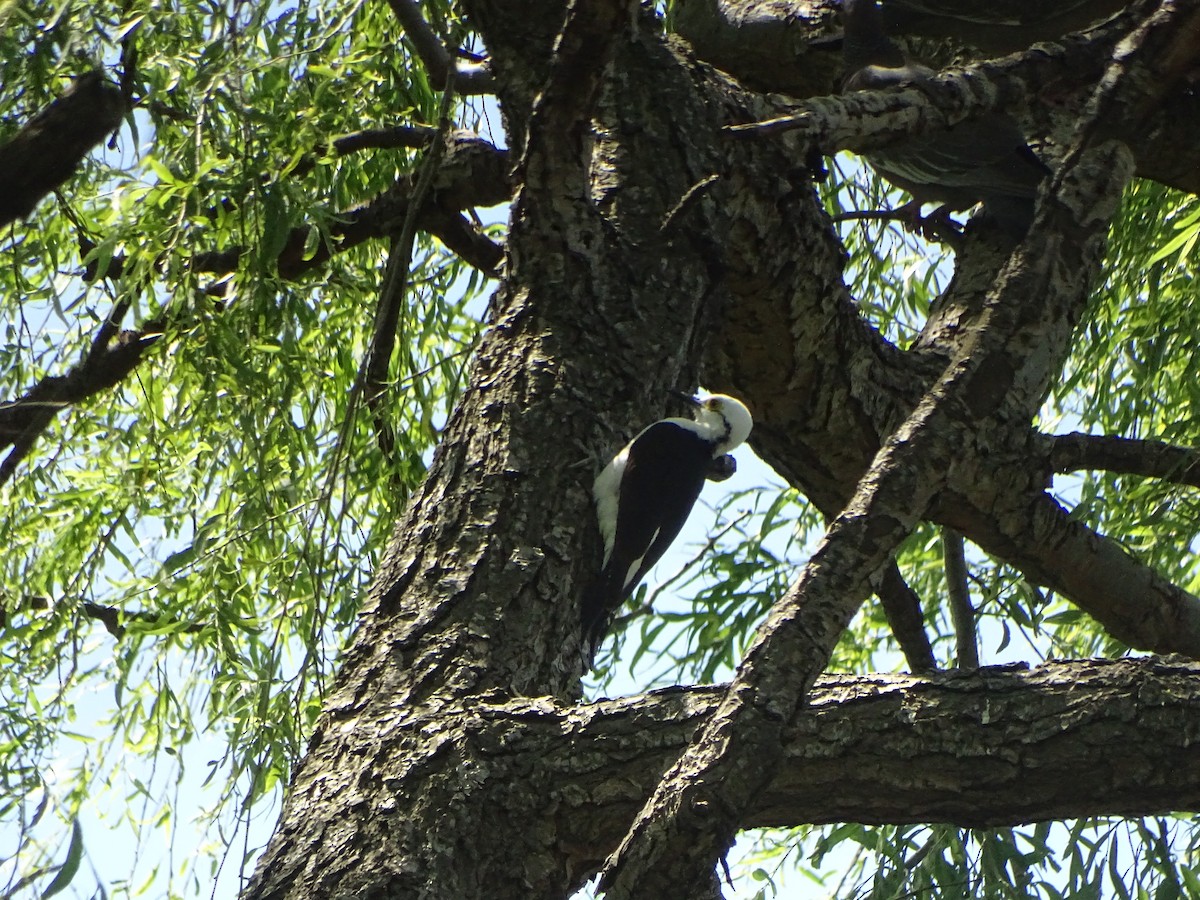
{"left": 581, "top": 422, "right": 712, "bottom": 661}
{"left": 609, "top": 421, "right": 712, "bottom": 593}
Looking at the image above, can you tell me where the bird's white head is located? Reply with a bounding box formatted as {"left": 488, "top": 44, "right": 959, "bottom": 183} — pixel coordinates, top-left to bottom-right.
{"left": 684, "top": 393, "right": 753, "bottom": 455}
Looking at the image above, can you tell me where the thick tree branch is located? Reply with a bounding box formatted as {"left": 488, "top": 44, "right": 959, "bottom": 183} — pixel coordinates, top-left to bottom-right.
{"left": 1047, "top": 432, "right": 1200, "bottom": 487}
{"left": 930, "top": 483, "right": 1200, "bottom": 659}
{"left": 723, "top": 34, "right": 1099, "bottom": 145}
{"left": 551, "top": 657, "right": 1200, "bottom": 877}
{"left": 673, "top": 0, "right": 1131, "bottom": 97}
{"left": 0, "top": 71, "right": 125, "bottom": 228}
{"left": 698, "top": 1, "right": 1200, "bottom": 197}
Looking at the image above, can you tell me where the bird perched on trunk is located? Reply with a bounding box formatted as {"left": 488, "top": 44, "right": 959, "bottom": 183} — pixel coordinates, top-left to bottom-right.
{"left": 581, "top": 392, "right": 753, "bottom": 664}
{"left": 840, "top": 0, "right": 1049, "bottom": 236}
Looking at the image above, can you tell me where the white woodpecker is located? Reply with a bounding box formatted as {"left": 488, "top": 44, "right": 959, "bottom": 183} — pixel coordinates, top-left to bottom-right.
{"left": 582, "top": 392, "right": 754, "bottom": 662}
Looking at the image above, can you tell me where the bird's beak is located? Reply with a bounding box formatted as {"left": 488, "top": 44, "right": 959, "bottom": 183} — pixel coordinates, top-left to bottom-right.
{"left": 670, "top": 390, "right": 701, "bottom": 407}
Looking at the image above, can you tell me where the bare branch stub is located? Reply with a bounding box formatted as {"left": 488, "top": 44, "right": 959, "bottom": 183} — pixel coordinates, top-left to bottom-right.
{"left": 875, "top": 565, "right": 937, "bottom": 672}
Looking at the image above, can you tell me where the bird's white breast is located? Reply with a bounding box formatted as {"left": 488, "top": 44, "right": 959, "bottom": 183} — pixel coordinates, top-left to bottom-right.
{"left": 592, "top": 445, "right": 628, "bottom": 566}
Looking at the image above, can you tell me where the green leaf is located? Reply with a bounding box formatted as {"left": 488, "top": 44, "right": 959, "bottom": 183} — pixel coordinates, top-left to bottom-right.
{"left": 40, "top": 818, "right": 84, "bottom": 899}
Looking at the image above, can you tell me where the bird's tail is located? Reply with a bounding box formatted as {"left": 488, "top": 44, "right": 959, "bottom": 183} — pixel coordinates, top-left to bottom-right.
{"left": 580, "top": 569, "right": 625, "bottom": 668}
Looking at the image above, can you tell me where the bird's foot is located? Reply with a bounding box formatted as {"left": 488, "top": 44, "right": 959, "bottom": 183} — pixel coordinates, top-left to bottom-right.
{"left": 910, "top": 205, "right": 965, "bottom": 247}
{"left": 832, "top": 203, "right": 962, "bottom": 247}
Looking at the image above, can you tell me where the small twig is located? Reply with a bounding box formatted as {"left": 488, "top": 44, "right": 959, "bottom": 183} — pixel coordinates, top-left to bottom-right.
{"left": 640, "top": 510, "right": 753, "bottom": 614}
{"left": 361, "top": 77, "right": 460, "bottom": 463}
{"left": 943, "top": 528, "right": 979, "bottom": 668}
{"left": 724, "top": 110, "right": 814, "bottom": 138}
{"left": 831, "top": 208, "right": 907, "bottom": 224}
{"left": 660, "top": 175, "right": 720, "bottom": 234}
{"left": 833, "top": 207, "right": 964, "bottom": 244}
{"left": 384, "top": 0, "right": 495, "bottom": 94}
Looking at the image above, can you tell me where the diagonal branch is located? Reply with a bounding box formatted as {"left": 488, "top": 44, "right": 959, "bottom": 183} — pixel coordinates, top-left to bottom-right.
{"left": 0, "top": 310, "right": 161, "bottom": 488}
{"left": 601, "top": 135, "right": 1134, "bottom": 896}
{"left": 384, "top": 0, "right": 495, "bottom": 94}
{"left": 0, "top": 71, "right": 125, "bottom": 228}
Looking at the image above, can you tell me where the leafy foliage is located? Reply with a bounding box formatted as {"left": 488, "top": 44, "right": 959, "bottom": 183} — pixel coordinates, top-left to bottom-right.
{"left": 1, "top": 0, "right": 487, "bottom": 895}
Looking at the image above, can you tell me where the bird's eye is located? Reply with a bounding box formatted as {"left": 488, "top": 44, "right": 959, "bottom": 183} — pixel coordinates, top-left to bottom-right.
{"left": 704, "top": 399, "right": 718, "bottom": 409}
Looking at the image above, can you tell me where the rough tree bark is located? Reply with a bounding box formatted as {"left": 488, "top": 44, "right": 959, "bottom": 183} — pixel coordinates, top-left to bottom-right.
{"left": 240, "top": 1, "right": 1200, "bottom": 897}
